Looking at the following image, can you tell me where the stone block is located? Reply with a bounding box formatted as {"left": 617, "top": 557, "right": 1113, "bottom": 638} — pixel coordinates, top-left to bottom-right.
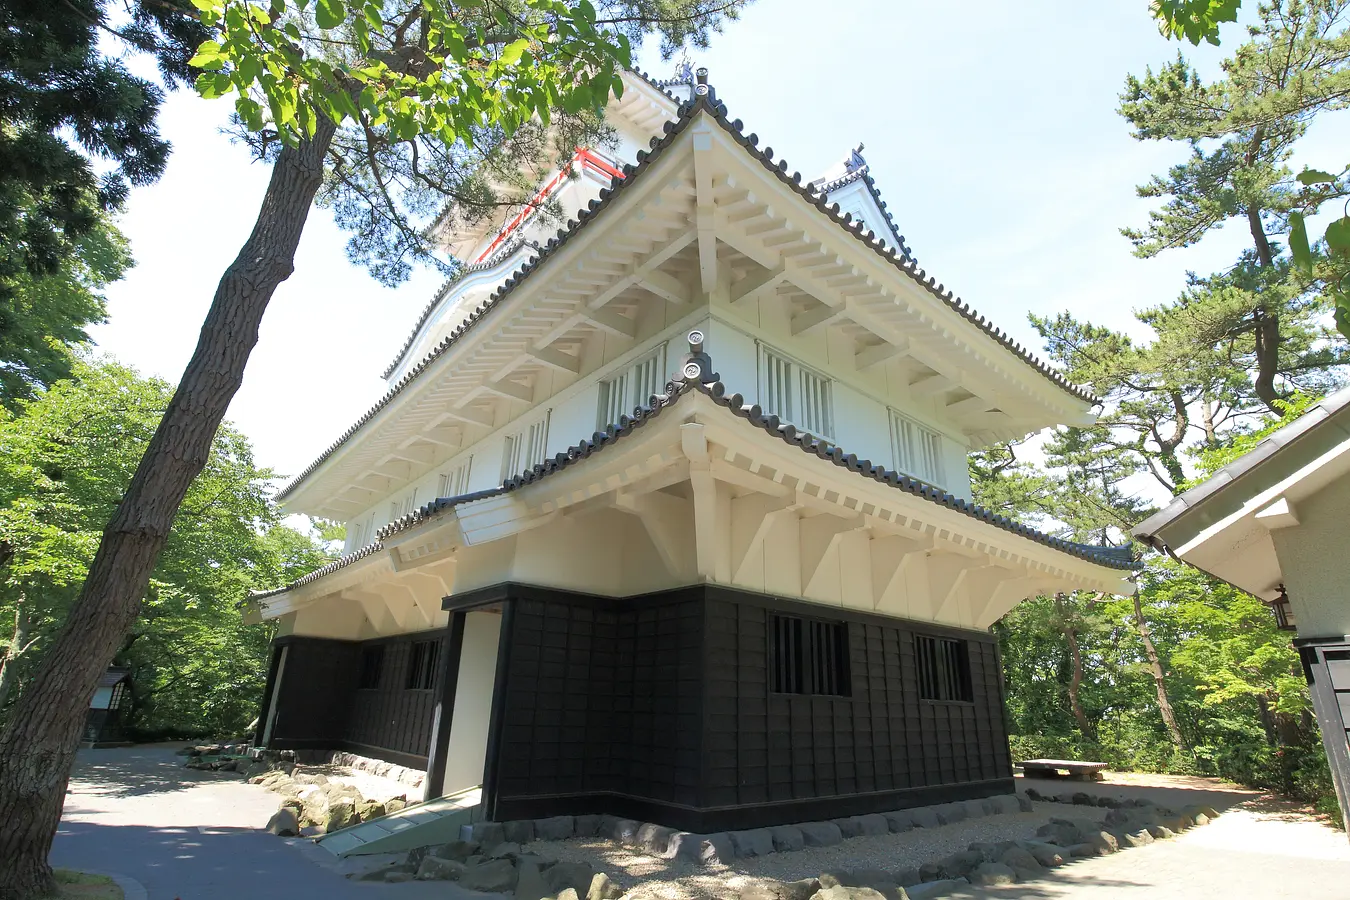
{"left": 514, "top": 861, "right": 550, "bottom": 900}
{"left": 461, "top": 859, "right": 518, "bottom": 893}
{"left": 961, "top": 799, "right": 988, "bottom": 819}
{"left": 472, "top": 821, "right": 506, "bottom": 849}
{"left": 574, "top": 814, "right": 602, "bottom": 837}
{"left": 701, "top": 832, "right": 734, "bottom": 864}
{"left": 885, "top": 809, "right": 919, "bottom": 832}
{"left": 812, "top": 886, "right": 888, "bottom": 900}
{"left": 637, "top": 823, "right": 677, "bottom": 853}
{"left": 544, "top": 861, "right": 594, "bottom": 896}
{"left": 856, "top": 813, "right": 889, "bottom": 836}
{"left": 266, "top": 808, "right": 299, "bottom": 836}
{"left": 432, "top": 840, "right": 479, "bottom": 861}
{"left": 799, "top": 821, "right": 842, "bottom": 847}
{"left": 607, "top": 818, "right": 641, "bottom": 844}
{"left": 831, "top": 817, "right": 863, "bottom": 839}
{"left": 504, "top": 820, "right": 536, "bottom": 844}
{"left": 586, "top": 872, "right": 624, "bottom": 900}
{"left": 908, "top": 807, "right": 940, "bottom": 829}
{"left": 969, "top": 862, "right": 1016, "bottom": 886}
{"left": 891, "top": 868, "right": 921, "bottom": 888}
{"left": 729, "top": 828, "right": 775, "bottom": 857}
{"left": 487, "top": 841, "right": 523, "bottom": 859}
{"left": 999, "top": 846, "right": 1042, "bottom": 880}
{"left": 416, "top": 857, "right": 465, "bottom": 881}
{"left": 932, "top": 802, "right": 968, "bottom": 825}
{"left": 938, "top": 850, "right": 984, "bottom": 880}
{"left": 1016, "top": 840, "right": 1066, "bottom": 867}
{"left": 534, "top": 815, "right": 575, "bottom": 841}
{"left": 769, "top": 825, "right": 804, "bottom": 852}
{"left": 1017, "top": 795, "right": 1033, "bottom": 812}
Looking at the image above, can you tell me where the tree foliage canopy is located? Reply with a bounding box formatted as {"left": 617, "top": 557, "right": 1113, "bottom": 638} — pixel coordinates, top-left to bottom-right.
{"left": 0, "top": 359, "right": 335, "bottom": 733}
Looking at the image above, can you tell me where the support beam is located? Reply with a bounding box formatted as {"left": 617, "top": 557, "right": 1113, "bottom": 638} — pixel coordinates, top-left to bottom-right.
{"left": 945, "top": 394, "right": 997, "bottom": 417}
{"left": 730, "top": 262, "right": 786, "bottom": 305}
{"left": 791, "top": 301, "right": 851, "bottom": 337}
{"left": 584, "top": 307, "right": 637, "bottom": 339}
{"left": 440, "top": 405, "right": 496, "bottom": 428}
{"left": 855, "top": 341, "right": 903, "bottom": 371}
{"left": 615, "top": 489, "right": 695, "bottom": 579}
{"left": 639, "top": 268, "right": 692, "bottom": 305}
{"left": 481, "top": 378, "right": 534, "bottom": 403}
{"left": 691, "top": 121, "right": 719, "bottom": 295}
{"left": 527, "top": 345, "right": 581, "bottom": 374}
{"left": 909, "top": 372, "right": 955, "bottom": 397}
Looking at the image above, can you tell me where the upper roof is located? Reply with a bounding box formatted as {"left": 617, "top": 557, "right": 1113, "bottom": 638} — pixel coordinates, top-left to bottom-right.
{"left": 1134, "top": 384, "right": 1350, "bottom": 547}
{"left": 278, "top": 88, "right": 1098, "bottom": 508}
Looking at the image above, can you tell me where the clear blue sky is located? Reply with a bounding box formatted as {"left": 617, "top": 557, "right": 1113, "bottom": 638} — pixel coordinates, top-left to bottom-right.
{"left": 88, "top": 1, "right": 1350, "bottom": 483}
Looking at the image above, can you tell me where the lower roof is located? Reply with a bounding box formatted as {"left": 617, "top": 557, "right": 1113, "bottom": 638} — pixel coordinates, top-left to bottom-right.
{"left": 255, "top": 371, "right": 1135, "bottom": 603}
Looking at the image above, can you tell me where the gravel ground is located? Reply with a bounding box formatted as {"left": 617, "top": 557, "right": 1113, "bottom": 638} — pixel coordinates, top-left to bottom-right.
{"left": 526, "top": 803, "right": 1107, "bottom": 900}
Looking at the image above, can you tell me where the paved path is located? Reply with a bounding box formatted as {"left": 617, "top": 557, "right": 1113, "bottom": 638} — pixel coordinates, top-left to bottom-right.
{"left": 53, "top": 746, "right": 1350, "bottom": 899}
{"left": 52, "top": 744, "right": 463, "bottom": 900}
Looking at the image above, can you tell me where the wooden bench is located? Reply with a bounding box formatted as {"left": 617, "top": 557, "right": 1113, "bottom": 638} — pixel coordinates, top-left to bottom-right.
{"left": 1020, "top": 758, "right": 1108, "bottom": 781}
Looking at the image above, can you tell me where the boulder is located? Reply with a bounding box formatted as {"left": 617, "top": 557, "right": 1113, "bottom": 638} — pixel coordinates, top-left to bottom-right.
{"left": 432, "top": 839, "right": 480, "bottom": 861}
{"left": 557, "top": 890, "right": 581, "bottom": 900}
{"left": 1016, "top": 840, "right": 1066, "bottom": 867}
{"left": 1065, "top": 842, "right": 1099, "bottom": 858}
{"left": 799, "top": 822, "right": 843, "bottom": 847}
{"left": 300, "top": 791, "right": 329, "bottom": 828}
{"left": 472, "top": 821, "right": 507, "bottom": 849}
{"left": 574, "top": 814, "right": 602, "bottom": 837}
{"left": 932, "top": 803, "right": 968, "bottom": 826}
{"left": 832, "top": 817, "right": 863, "bottom": 839}
{"left": 1086, "top": 829, "right": 1120, "bottom": 854}
{"left": 961, "top": 799, "right": 989, "bottom": 819}
{"left": 416, "top": 857, "right": 466, "bottom": 881}
{"left": 266, "top": 808, "right": 299, "bottom": 836}
{"left": 905, "top": 881, "right": 962, "bottom": 900}
{"left": 323, "top": 782, "right": 363, "bottom": 804}
{"left": 856, "top": 813, "right": 889, "bottom": 836}
{"left": 983, "top": 794, "right": 1021, "bottom": 816}
{"left": 909, "top": 807, "right": 940, "bottom": 829}
{"left": 661, "top": 832, "right": 705, "bottom": 861}
{"left": 1192, "top": 812, "right": 1212, "bottom": 826}
{"left": 938, "top": 850, "right": 984, "bottom": 881}
{"left": 384, "top": 871, "right": 414, "bottom": 883}
{"left": 535, "top": 815, "right": 576, "bottom": 841}
{"left": 1035, "top": 820, "right": 1079, "bottom": 846}
{"left": 968, "top": 840, "right": 1016, "bottom": 863}
{"left": 769, "top": 825, "right": 805, "bottom": 852}
{"left": 1017, "top": 795, "right": 1033, "bottom": 812}
{"left": 998, "top": 846, "right": 1042, "bottom": 880}
{"left": 504, "top": 820, "right": 536, "bottom": 844}
{"left": 968, "top": 863, "right": 1016, "bottom": 887}
{"left": 586, "top": 873, "right": 625, "bottom": 900}
{"left": 1148, "top": 825, "right": 1176, "bottom": 839}
{"left": 321, "top": 798, "right": 357, "bottom": 834}
{"left": 487, "top": 841, "right": 523, "bottom": 860}
{"left": 461, "top": 859, "right": 519, "bottom": 893}
{"left": 810, "top": 886, "right": 890, "bottom": 900}
{"left": 293, "top": 772, "right": 329, "bottom": 786}
{"left": 1070, "top": 792, "right": 1094, "bottom": 806}
{"left": 543, "top": 861, "right": 594, "bottom": 896}
{"left": 729, "top": 829, "right": 775, "bottom": 858}
{"left": 356, "top": 799, "right": 386, "bottom": 822}
{"left": 514, "top": 861, "right": 550, "bottom": 900}
{"left": 884, "top": 810, "right": 917, "bottom": 832}
{"left": 385, "top": 797, "right": 406, "bottom": 814}
{"left": 700, "top": 833, "right": 734, "bottom": 865}
{"left": 637, "top": 823, "right": 677, "bottom": 854}
{"left": 359, "top": 864, "right": 414, "bottom": 882}
{"left": 1119, "top": 829, "right": 1154, "bottom": 848}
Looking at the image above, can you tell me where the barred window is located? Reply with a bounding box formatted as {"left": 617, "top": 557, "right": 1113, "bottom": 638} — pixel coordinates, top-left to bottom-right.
{"left": 405, "top": 640, "right": 439, "bottom": 691}
{"left": 760, "top": 348, "right": 833, "bottom": 439}
{"left": 890, "top": 410, "right": 946, "bottom": 486}
{"left": 501, "top": 411, "right": 551, "bottom": 481}
{"left": 915, "top": 635, "right": 972, "bottom": 702}
{"left": 598, "top": 348, "right": 666, "bottom": 429}
{"left": 770, "top": 614, "right": 849, "bottom": 697}
{"left": 438, "top": 456, "right": 473, "bottom": 498}
{"left": 358, "top": 646, "right": 384, "bottom": 690}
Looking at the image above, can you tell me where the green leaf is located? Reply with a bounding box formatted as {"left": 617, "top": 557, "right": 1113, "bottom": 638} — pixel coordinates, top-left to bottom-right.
{"left": 498, "top": 39, "right": 529, "bottom": 67}
{"left": 314, "top": 0, "right": 346, "bottom": 30}
{"left": 187, "top": 47, "right": 226, "bottom": 71}
{"left": 1335, "top": 297, "right": 1350, "bottom": 343}
{"left": 1326, "top": 216, "right": 1350, "bottom": 255}
{"left": 1289, "top": 212, "right": 1313, "bottom": 274}
{"left": 189, "top": 0, "right": 219, "bottom": 10}
{"left": 1297, "top": 169, "right": 1338, "bottom": 186}
{"left": 194, "top": 71, "right": 234, "bottom": 99}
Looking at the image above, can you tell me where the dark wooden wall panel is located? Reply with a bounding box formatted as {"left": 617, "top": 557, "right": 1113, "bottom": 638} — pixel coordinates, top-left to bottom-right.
{"left": 345, "top": 629, "right": 446, "bottom": 763}
{"left": 268, "top": 637, "right": 362, "bottom": 746}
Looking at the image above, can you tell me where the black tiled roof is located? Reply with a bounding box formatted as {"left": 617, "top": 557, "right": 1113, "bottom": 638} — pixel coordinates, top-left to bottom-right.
{"left": 279, "top": 89, "right": 1096, "bottom": 503}
{"left": 257, "top": 370, "right": 1132, "bottom": 601}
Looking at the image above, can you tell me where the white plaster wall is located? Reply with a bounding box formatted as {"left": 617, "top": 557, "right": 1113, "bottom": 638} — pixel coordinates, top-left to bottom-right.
{"left": 1272, "top": 475, "right": 1350, "bottom": 638}
{"left": 289, "top": 598, "right": 368, "bottom": 640}
{"left": 441, "top": 610, "right": 501, "bottom": 794}
{"left": 832, "top": 381, "right": 892, "bottom": 470}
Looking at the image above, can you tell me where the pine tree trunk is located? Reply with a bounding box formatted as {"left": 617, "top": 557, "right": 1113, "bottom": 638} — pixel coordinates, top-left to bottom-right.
{"left": 1063, "top": 624, "right": 1093, "bottom": 739}
{"left": 0, "top": 119, "right": 335, "bottom": 900}
{"left": 1133, "top": 592, "right": 1186, "bottom": 753}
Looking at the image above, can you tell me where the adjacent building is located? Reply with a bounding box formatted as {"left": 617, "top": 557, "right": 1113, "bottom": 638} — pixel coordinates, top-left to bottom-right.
{"left": 248, "top": 70, "right": 1134, "bottom": 831}
{"left": 1134, "top": 385, "right": 1350, "bottom": 834}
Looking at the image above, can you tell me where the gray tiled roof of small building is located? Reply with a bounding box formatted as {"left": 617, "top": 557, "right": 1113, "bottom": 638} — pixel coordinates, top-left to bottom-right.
{"left": 278, "top": 88, "right": 1096, "bottom": 502}
{"left": 1134, "top": 383, "right": 1350, "bottom": 545}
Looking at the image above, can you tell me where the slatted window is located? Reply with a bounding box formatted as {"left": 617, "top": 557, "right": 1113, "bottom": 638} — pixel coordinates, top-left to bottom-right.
{"left": 437, "top": 456, "right": 473, "bottom": 498}
{"left": 597, "top": 347, "right": 666, "bottom": 429}
{"left": 358, "top": 646, "right": 384, "bottom": 690}
{"left": 770, "top": 614, "right": 849, "bottom": 697}
{"left": 405, "top": 640, "right": 439, "bottom": 691}
{"left": 501, "top": 411, "right": 551, "bottom": 482}
{"left": 915, "top": 635, "right": 972, "bottom": 702}
{"left": 526, "top": 411, "right": 550, "bottom": 469}
{"left": 891, "top": 410, "right": 946, "bottom": 486}
{"left": 760, "top": 348, "right": 833, "bottom": 439}
{"left": 500, "top": 433, "right": 521, "bottom": 481}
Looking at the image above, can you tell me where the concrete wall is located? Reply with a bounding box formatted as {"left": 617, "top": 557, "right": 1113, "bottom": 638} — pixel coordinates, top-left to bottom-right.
{"left": 442, "top": 610, "right": 502, "bottom": 794}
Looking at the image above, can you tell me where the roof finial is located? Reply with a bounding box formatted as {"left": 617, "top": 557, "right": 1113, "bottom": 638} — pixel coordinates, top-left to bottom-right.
{"left": 678, "top": 329, "right": 717, "bottom": 384}
{"left": 847, "top": 143, "right": 867, "bottom": 172}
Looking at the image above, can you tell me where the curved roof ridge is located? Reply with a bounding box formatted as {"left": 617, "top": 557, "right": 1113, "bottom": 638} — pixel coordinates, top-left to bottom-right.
{"left": 279, "top": 90, "right": 1094, "bottom": 503}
